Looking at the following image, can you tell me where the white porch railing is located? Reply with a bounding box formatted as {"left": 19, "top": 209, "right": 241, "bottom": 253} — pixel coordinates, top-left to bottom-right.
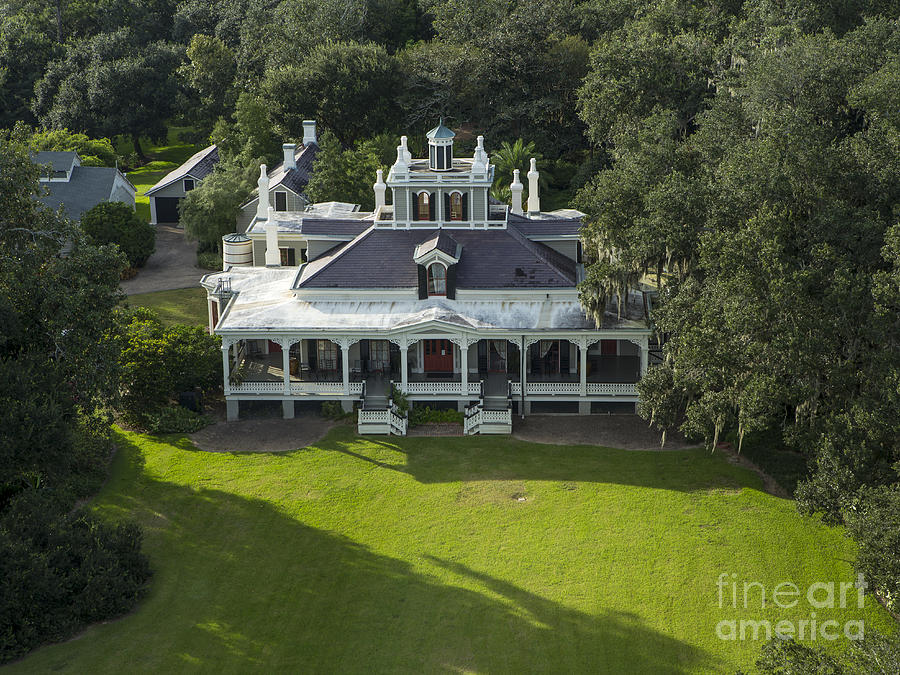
{"left": 524, "top": 382, "right": 638, "bottom": 396}
{"left": 358, "top": 405, "right": 407, "bottom": 435}
{"left": 228, "top": 381, "right": 363, "bottom": 395}
{"left": 467, "top": 382, "right": 482, "bottom": 396}
{"left": 586, "top": 383, "right": 637, "bottom": 396}
{"left": 228, "top": 381, "right": 285, "bottom": 394}
{"left": 405, "top": 381, "right": 460, "bottom": 394}
{"left": 464, "top": 405, "right": 512, "bottom": 435}
{"left": 525, "top": 382, "right": 581, "bottom": 395}
{"left": 510, "top": 382, "right": 522, "bottom": 395}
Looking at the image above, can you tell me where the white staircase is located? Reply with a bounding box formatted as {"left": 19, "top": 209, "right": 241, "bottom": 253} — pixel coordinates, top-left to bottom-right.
{"left": 357, "top": 378, "right": 408, "bottom": 435}
{"left": 463, "top": 378, "right": 512, "bottom": 435}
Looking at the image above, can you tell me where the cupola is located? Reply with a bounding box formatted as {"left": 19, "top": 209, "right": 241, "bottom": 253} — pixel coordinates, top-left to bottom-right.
{"left": 426, "top": 119, "right": 455, "bottom": 171}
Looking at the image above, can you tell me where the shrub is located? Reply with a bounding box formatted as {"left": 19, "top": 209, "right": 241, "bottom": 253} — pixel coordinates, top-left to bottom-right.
{"left": 390, "top": 384, "right": 409, "bottom": 416}
{"left": 0, "top": 492, "right": 151, "bottom": 664}
{"left": 844, "top": 482, "right": 900, "bottom": 611}
{"left": 321, "top": 400, "right": 351, "bottom": 420}
{"left": 139, "top": 406, "right": 211, "bottom": 434}
{"left": 118, "top": 310, "right": 221, "bottom": 424}
{"left": 197, "top": 250, "right": 222, "bottom": 270}
{"left": 81, "top": 201, "right": 155, "bottom": 268}
{"left": 408, "top": 406, "right": 463, "bottom": 427}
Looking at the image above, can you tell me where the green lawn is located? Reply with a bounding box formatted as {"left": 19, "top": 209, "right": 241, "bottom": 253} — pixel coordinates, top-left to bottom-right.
{"left": 121, "top": 127, "right": 203, "bottom": 223}
{"left": 9, "top": 428, "right": 894, "bottom": 673}
{"left": 126, "top": 288, "right": 209, "bottom": 327}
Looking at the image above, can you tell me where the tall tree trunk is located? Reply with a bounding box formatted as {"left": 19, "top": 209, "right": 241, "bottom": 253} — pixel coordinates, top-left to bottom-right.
{"left": 132, "top": 134, "right": 146, "bottom": 162}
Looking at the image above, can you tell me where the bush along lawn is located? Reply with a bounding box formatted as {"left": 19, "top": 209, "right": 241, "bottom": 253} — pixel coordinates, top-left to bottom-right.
{"left": 8, "top": 427, "right": 895, "bottom": 673}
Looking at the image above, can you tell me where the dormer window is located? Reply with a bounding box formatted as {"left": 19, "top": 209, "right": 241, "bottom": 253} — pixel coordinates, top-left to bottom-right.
{"left": 427, "top": 263, "right": 446, "bottom": 296}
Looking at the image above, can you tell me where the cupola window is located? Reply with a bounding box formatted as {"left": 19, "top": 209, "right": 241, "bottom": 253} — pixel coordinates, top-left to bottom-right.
{"left": 427, "top": 263, "right": 446, "bottom": 296}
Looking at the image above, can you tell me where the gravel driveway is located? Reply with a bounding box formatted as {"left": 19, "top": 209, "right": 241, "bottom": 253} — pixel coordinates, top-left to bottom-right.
{"left": 120, "top": 225, "right": 204, "bottom": 295}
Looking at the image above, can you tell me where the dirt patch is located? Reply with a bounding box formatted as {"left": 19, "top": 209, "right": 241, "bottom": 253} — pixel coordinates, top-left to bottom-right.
{"left": 456, "top": 479, "right": 528, "bottom": 506}
{"left": 512, "top": 414, "right": 693, "bottom": 450}
{"left": 190, "top": 413, "right": 334, "bottom": 453}
{"left": 715, "top": 442, "right": 791, "bottom": 499}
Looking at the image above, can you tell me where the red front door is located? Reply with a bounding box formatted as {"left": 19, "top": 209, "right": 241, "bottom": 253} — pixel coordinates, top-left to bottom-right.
{"left": 423, "top": 339, "right": 453, "bottom": 372}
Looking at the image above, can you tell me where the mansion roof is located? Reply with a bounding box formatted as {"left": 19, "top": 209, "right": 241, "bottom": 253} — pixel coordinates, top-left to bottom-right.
{"left": 203, "top": 268, "right": 596, "bottom": 332}
{"left": 294, "top": 227, "right": 577, "bottom": 290}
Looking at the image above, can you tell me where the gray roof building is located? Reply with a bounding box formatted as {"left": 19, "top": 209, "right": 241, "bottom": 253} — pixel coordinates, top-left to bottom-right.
{"left": 33, "top": 151, "right": 136, "bottom": 221}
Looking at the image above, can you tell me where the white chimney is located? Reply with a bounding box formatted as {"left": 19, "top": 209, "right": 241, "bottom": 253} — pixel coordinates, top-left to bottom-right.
{"left": 265, "top": 207, "right": 280, "bottom": 267}
{"left": 373, "top": 169, "right": 386, "bottom": 210}
{"left": 302, "top": 120, "right": 317, "bottom": 146}
{"left": 527, "top": 157, "right": 540, "bottom": 215}
{"left": 282, "top": 143, "right": 296, "bottom": 171}
{"left": 510, "top": 169, "right": 524, "bottom": 215}
{"left": 400, "top": 135, "right": 412, "bottom": 164}
{"left": 256, "top": 164, "right": 269, "bottom": 220}
{"left": 392, "top": 142, "right": 408, "bottom": 175}
{"left": 472, "top": 135, "right": 488, "bottom": 173}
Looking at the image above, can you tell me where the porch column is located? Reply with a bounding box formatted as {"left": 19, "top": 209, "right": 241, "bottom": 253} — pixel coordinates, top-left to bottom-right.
{"left": 459, "top": 342, "right": 468, "bottom": 396}
{"left": 340, "top": 339, "right": 351, "bottom": 395}
{"left": 222, "top": 340, "right": 232, "bottom": 396}
{"left": 579, "top": 339, "right": 588, "bottom": 397}
{"left": 639, "top": 336, "right": 649, "bottom": 377}
{"left": 521, "top": 337, "right": 529, "bottom": 417}
{"left": 281, "top": 338, "right": 292, "bottom": 395}
{"left": 400, "top": 342, "right": 409, "bottom": 393}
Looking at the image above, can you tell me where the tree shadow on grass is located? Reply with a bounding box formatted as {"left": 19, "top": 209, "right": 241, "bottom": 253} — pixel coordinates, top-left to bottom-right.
{"left": 317, "top": 428, "right": 760, "bottom": 495}
{"left": 16, "top": 434, "right": 723, "bottom": 674}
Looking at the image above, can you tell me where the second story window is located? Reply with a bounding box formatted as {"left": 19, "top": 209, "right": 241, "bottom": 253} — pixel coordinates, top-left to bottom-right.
{"left": 417, "top": 192, "right": 430, "bottom": 221}
{"left": 450, "top": 192, "right": 463, "bottom": 220}
{"left": 183, "top": 178, "right": 195, "bottom": 192}
{"left": 427, "top": 263, "right": 446, "bottom": 296}
{"left": 275, "top": 191, "right": 287, "bottom": 211}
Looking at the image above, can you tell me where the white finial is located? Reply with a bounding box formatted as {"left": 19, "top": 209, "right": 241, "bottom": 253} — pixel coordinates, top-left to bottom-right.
{"left": 510, "top": 169, "right": 524, "bottom": 215}
{"left": 527, "top": 157, "right": 540, "bottom": 215}
{"left": 473, "top": 135, "right": 489, "bottom": 173}
{"left": 256, "top": 164, "right": 269, "bottom": 219}
{"left": 373, "top": 169, "right": 386, "bottom": 210}
{"left": 265, "top": 206, "right": 280, "bottom": 266}
{"left": 393, "top": 143, "right": 408, "bottom": 174}
{"left": 400, "top": 135, "right": 412, "bottom": 163}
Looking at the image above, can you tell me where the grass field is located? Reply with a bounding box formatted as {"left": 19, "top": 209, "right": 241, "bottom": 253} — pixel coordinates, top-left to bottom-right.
{"left": 9, "top": 428, "right": 894, "bottom": 673}
{"left": 126, "top": 288, "right": 209, "bottom": 327}
{"left": 121, "top": 127, "right": 202, "bottom": 223}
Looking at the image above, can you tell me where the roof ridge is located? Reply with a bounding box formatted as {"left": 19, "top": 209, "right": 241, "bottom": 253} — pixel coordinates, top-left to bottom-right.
{"left": 294, "top": 224, "right": 378, "bottom": 288}
{"left": 504, "top": 223, "right": 576, "bottom": 285}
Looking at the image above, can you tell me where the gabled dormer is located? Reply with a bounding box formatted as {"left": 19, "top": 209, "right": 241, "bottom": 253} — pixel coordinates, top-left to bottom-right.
{"left": 413, "top": 231, "right": 461, "bottom": 299}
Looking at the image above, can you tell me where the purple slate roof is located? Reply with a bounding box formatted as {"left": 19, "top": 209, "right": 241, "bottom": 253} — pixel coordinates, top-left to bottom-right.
{"left": 297, "top": 218, "right": 371, "bottom": 236}
{"left": 296, "top": 227, "right": 576, "bottom": 290}
{"left": 145, "top": 145, "right": 218, "bottom": 195}
{"left": 415, "top": 230, "right": 461, "bottom": 258}
{"left": 507, "top": 211, "right": 583, "bottom": 237}
{"left": 270, "top": 144, "right": 318, "bottom": 194}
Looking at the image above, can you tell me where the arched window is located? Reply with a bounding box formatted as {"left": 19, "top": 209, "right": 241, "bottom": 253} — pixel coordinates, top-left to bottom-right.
{"left": 427, "top": 263, "right": 446, "bottom": 296}
{"left": 449, "top": 192, "right": 463, "bottom": 220}
{"left": 417, "top": 192, "right": 430, "bottom": 221}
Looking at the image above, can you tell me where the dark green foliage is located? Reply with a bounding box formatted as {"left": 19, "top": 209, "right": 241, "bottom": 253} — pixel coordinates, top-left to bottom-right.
{"left": 179, "top": 158, "right": 257, "bottom": 253}
{"left": 409, "top": 406, "right": 463, "bottom": 426}
{"left": 0, "top": 493, "right": 151, "bottom": 664}
{"left": 32, "top": 29, "right": 182, "bottom": 158}
{"left": 26, "top": 126, "right": 119, "bottom": 167}
{"left": 0, "top": 129, "right": 149, "bottom": 663}
{"left": 81, "top": 201, "right": 156, "bottom": 268}
{"left": 755, "top": 632, "right": 900, "bottom": 674}
{"left": 263, "top": 41, "right": 403, "bottom": 146}
{"left": 321, "top": 400, "right": 352, "bottom": 420}
{"left": 844, "top": 482, "right": 900, "bottom": 609}
{"left": 139, "top": 405, "right": 211, "bottom": 434}
{"left": 305, "top": 131, "right": 394, "bottom": 210}
{"left": 118, "top": 309, "right": 221, "bottom": 427}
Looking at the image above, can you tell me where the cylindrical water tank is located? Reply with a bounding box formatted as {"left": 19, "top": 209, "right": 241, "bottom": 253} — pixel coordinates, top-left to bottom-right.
{"left": 222, "top": 233, "right": 252, "bottom": 270}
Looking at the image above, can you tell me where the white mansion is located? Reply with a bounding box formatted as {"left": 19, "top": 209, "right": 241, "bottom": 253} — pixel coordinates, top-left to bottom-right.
{"left": 202, "top": 122, "right": 653, "bottom": 434}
